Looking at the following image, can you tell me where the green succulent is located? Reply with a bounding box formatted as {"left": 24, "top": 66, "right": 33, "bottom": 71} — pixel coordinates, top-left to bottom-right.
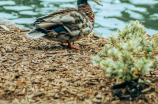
{"left": 156, "top": 56, "right": 158, "bottom": 62}
{"left": 142, "top": 46, "right": 153, "bottom": 53}
{"left": 135, "top": 57, "right": 153, "bottom": 76}
{"left": 153, "top": 33, "right": 158, "bottom": 46}
{"left": 109, "top": 33, "right": 118, "bottom": 43}
{"left": 92, "top": 20, "right": 156, "bottom": 82}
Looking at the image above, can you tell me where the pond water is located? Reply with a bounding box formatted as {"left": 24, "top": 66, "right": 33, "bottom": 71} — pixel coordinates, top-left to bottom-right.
{"left": 0, "top": 0, "right": 158, "bottom": 37}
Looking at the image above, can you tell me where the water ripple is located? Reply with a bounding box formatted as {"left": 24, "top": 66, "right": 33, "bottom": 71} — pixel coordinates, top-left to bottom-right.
{"left": 0, "top": 0, "right": 157, "bottom": 37}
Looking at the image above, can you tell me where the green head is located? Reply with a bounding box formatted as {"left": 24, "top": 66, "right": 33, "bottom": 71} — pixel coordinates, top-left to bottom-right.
{"left": 77, "top": 0, "right": 103, "bottom": 6}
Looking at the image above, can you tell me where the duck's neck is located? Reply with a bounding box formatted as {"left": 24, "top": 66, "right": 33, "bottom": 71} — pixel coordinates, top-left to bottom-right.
{"left": 77, "top": 2, "right": 95, "bottom": 26}
{"left": 77, "top": 0, "right": 87, "bottom": 5}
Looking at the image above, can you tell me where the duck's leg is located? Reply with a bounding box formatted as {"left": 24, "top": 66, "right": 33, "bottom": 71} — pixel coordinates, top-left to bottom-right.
{"left": 62, "top": 43, "right": 80, "bottom": 50}
{"left": 68, "top": 43, "right": 80, "bottom": 50}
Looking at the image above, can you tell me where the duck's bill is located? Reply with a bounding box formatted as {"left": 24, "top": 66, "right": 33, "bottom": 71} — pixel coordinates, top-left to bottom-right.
{"left": 92, "top": 0, "right": 103, "bottom": 6}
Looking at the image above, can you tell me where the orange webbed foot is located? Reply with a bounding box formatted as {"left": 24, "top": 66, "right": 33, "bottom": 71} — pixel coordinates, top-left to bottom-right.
{"left": 62, "top": 43, "right": 80, "bottom": 50}
{"left": 68, "top": 43, "right": 80, "bottom": 50}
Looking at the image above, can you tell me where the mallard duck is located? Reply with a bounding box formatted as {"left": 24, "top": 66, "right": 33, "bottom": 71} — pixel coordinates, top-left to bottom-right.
{"left": 27, "top": 0, "right": 103, "bottom": 49}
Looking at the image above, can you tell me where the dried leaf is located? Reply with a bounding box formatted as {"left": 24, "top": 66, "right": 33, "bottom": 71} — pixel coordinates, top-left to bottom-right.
{"left": 0, "top": 25, "right": 10, "bottom": 31}
{"left": 141, "top": 87, "right": 151, "bottom": 93}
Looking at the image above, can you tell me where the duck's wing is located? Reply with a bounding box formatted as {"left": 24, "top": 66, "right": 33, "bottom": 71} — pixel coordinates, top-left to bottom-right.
{"left": 30, "top": 8, "right": 77, "bottom": 26}
{"left": 27, "top": 7, "right": 93, "bottom": 43}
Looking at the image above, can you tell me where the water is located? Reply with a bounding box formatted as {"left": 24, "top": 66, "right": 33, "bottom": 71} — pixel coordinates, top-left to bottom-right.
{"left": 0, "top": 0, "right": 158, "bottom": 37}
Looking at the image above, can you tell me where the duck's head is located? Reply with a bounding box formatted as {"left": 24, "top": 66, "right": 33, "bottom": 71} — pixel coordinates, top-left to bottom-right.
{"left": 77, "top": 0, "right": 103, "bottom": 6}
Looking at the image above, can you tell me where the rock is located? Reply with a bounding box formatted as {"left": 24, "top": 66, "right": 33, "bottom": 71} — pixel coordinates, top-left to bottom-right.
{"left": 92, "top": 98, "right": 101, "bottom": 103}
{"left": 0, "top": 25, "right": 10, "bottom": 31}
{"left": 96, "top": 94, "right": 102, "bottom": 99}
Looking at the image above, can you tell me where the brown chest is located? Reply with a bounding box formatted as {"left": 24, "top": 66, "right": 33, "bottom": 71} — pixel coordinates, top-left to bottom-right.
{"left": 78, "top": 3, "right": 95, "bottom": 26}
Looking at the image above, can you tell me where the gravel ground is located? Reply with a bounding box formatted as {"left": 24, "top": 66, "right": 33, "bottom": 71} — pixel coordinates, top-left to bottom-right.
{"left": 0, "top": 23, "right": 158, "bottom": 104}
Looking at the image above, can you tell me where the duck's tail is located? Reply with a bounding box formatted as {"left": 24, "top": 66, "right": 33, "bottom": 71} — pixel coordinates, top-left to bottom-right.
{"left": 26, "top": 29, "right": 45, "bottom": 39}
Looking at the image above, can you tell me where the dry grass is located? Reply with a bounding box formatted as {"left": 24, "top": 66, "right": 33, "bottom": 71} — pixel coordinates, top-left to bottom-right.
{"left": 0, "top": 24, "right": 158, "bottom": 104}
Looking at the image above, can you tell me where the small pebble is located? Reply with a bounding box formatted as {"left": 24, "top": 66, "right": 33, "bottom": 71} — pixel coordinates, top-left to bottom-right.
{"left": 92, "top": 98, "right": 101, "bottom": 103}
{"left": 96, "top": 94, "right": 102, "bottom": 99}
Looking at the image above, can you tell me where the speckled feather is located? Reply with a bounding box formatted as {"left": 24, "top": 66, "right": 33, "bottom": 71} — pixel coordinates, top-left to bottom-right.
{"left": 28, "top": 3, "right": 95, "bottom": 43}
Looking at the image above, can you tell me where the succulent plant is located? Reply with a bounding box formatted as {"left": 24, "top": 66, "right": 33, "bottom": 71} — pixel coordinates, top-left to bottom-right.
{"left": 153, "top": 33, "right": 158, "bottom": 47}
{"left": 92, "top": 20, "right": 157, "bottom": 82}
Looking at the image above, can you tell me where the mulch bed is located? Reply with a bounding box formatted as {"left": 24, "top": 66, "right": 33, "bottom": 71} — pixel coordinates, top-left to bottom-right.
{"left": 0, "top": 24, "right": 158, "bottom": 104}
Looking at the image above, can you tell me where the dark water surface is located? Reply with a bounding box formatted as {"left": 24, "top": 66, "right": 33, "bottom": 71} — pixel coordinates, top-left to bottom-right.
{"left": 0, "top": 0, "right": 158, "bottom": 37}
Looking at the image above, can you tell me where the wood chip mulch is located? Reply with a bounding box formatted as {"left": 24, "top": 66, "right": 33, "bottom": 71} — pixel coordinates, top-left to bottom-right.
{"left": 0, "top": 25, "right": 158, "bottom": 104}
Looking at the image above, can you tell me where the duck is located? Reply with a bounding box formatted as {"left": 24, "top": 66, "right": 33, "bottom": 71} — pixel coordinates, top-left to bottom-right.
{"left": 26, "top": 0, "right": 103, "bottom": 49}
